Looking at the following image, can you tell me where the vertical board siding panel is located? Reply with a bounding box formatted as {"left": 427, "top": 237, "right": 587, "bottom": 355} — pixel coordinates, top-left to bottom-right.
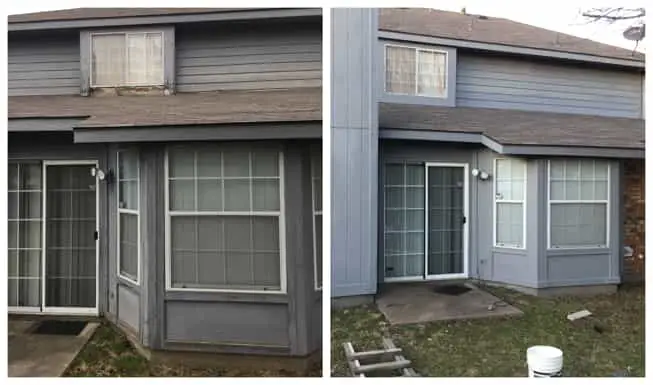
{"left": 176, "top": 21, "right": 322, "bottom": 92}
{"left": 331, "top": 8, "right": 379, "bottom": 297}
{"left": 8, "top": 32, "right": 80, "bottom": 96}
{"left": 456, "top": 53, "right": 643, "bottom": 118}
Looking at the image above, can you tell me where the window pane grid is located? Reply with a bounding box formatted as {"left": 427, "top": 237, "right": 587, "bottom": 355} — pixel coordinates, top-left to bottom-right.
{"left": 91, "top": 32, "right": 163, "bottom": 87}
{"left": 311, "top": 149, "right": 322, "bottom": 289}
{"left": 549, "top": 160, "right": 609, "bottom": 248}
{"left": 167, "top": 146, "right": 283, "bottom": 292}
{"left": 494, "top": 159, "right": 525, "bottom": 248}
{"left": 117, "top": 150, "right": 139, "bottom": 283}
{"left": 384, "top": 163, "right": 425, "bottom": 278}
{"left": 8, "top": 162, "right": 43, "bottom": 307}
{"left": 385, "top": 45, "right": 447, "bottom": 98}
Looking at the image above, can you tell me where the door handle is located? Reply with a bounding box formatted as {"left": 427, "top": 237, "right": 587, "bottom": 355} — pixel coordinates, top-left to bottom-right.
{"left": 462, "top": 216, "right": 466, "bottom": 224}
{"left": 94, "top": 231, "right": 99, "bottom": 241}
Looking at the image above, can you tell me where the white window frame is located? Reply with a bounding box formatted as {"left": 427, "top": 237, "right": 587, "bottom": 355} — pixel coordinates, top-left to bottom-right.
{"left": 383, "top": 43, "right": 449, "bottom": 98}
{"left": 311, "top": 152, "right": 322, "bottom": 291}
{"left": 90, "top": 30, "right": 165, "bottom": 88}
{"left": 163, "top": 147, "right": 287, "bottom": 294}
{"left": 493, "top": 158, "right": 527, "bottom": 249}
{"left": 117, "top": 150, "right": 141, "bottom": 286}
{"left": 547, "top": 159, "right": 610, "bottom": 250}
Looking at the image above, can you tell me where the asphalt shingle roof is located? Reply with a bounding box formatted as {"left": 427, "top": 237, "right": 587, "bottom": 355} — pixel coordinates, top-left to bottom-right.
{"left": 379, "top": 8, "right": 644, "bottom": 62}
{"left": 8, "top": 88, "right": 321, "bottom": 128}
{"left": 8, "top": 8, "right": 245, "bottom": 23}
{"left": 379, "top": 102, "right": 644, "bottom": 150}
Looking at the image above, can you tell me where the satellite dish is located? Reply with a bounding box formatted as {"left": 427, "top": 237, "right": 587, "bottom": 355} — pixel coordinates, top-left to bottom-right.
{"left": 623, "top": 25, "right": 645, "bottom": 41}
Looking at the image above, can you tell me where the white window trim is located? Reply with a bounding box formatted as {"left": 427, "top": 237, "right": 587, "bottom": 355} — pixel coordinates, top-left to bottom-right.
{"left": 117, "top": 150, "right": 141, "bottom": 286}
{"left": 546, "top": 160, "right": 610, "bottom": 250}
{"left": 493, "top": 158, "right": 527, "bottom": 250}
{"left": 311, "top": 155, "right": 322, "bottom": 291}
{"left": 164, "top": 148, "right": 287, "bottom": 294}
{"left": 383, "top": 43, "right": 449, "bottom": 98}
{"left": 90, "top": 30, "right": 165, "bottom": 88}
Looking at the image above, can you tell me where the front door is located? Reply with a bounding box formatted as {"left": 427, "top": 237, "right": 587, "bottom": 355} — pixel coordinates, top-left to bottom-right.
{"left": 383, "top": 162, "right": 468, "bottom": 282}
{"left": 8, "top": 161, "right": 99, "bottom": 315}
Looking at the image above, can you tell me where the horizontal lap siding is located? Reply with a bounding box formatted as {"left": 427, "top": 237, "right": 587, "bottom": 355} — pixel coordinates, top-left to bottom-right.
{"left": 176, "top": 23, "right": 322, "bottom": 92}
{"left": 456, "top": 54, "right": 643, "bottom": 118}
{"left": 8, "top": 33, "right": 80, "bottom": 96}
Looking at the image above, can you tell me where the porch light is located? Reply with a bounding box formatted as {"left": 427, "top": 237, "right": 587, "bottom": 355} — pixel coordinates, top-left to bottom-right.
{"left": 91, "top": 167, "right": 112, "bottom": 183}
{"left": 471, "top": 168, "right": 490, "bottom": 181}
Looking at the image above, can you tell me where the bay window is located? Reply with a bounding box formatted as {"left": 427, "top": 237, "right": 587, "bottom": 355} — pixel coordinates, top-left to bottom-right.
{"left": 548, "top": 159, "right": 609, "bottom": 248}
{"left": 311, "top": 148, "right": 322, "bottom": 290}
{"left": 117, "top": 150, "right": 140, "bottom": 284}
{"left": 166, "top": 145, "right": 285, "bottom": 292}
{"left": 494, "top": 159, "right": 526, "bottom": 248}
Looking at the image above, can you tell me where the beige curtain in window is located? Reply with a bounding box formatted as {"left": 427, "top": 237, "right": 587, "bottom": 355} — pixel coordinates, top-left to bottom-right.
{"left": 386, "top": 46, "right": 416, "bottom": 95}
{"left": 417, "top": 50, "right": 447, "bottom": 97}
{"left": 92, "top": 34, "right": 126, "bottom": 86}
{"left": 127, "top": 33, "right": 163, "bottom": 85}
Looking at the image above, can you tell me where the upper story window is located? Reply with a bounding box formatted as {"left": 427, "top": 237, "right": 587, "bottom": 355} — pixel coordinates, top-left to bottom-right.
{"left": 385, "top": 44, "right": 448, "bottom": 98}
{"left": 91, "top": 32, "right": 164, "bottom": 87}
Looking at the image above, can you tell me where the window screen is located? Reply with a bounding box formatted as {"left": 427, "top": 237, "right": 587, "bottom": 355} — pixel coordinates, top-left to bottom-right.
{"left": 91, "top": 32, "right": 163, "bottom": 87}
{"left": 385, "top": 45, "right": 447, "bottom": 97}
{"left": 311, "top": 147, "right": 322, "bottom": 290}
{"left": 118, "top": 150, "right": 139, "bottom": 283}
{"left": 549, "top": 159, "right": 609, "bottom": 248}
{"left": 494, "top": 159, "right": 526, "bottom": 248}
{"left": 167, "top": 146, "right": 283, "bottom": 291}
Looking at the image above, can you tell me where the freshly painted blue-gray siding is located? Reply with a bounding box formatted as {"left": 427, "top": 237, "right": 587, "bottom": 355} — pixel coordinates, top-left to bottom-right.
{"left": 8, "top": 32, "right": 80, "bottom": 96}
{"left": 331, "top": 8, "right": 379, "bottom": 298}
{"left": 175, "top": 21, "right": 322, "bottom": 92}
{"left": 378, "top": 140, "right": 623, "bottom": 290}
{"left": 456, "top": 53, "right": 643, "bottom": 118}
{"left": 539, "top": 161, "right": 622, "bottom": 287}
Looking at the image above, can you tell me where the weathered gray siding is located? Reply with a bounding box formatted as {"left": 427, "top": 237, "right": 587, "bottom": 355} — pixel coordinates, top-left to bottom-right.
{"left": 8, "top": 32, "right": 80, "bottom": 96}
{"left": 117, "top": 285, "right": 140, "bottom": 332}
{"left": 175, "top": 20, "right": 321, "bottom": 92}
{"left": 456, "top": 53, "right": 644, "bottom": 118}
{"left": 331, "top": 8, "right": 379, "bottom": 298}
{"left": 165, "top": 301, "right": 289, "bottom": 346}
{"left": 137, "top": 140, "right": 320, "bottom": 356}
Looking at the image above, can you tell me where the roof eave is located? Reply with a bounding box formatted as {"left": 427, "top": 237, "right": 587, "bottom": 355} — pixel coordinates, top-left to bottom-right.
{"left": 378, "top": 30, "right": 645, "bottom": 69}
{"left": 8, "top": 8, "right": 321, "bottom": 32}
{"left": 380, "top": 128, "right": 644, "bottom": 159}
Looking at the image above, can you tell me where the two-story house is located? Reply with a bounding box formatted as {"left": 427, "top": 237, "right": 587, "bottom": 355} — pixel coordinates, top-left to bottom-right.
{"left": 7, "top": 7, "right": 322, "bottom": 368}
{"left": 331, "top": 8, "right": 645, "bottom": 304}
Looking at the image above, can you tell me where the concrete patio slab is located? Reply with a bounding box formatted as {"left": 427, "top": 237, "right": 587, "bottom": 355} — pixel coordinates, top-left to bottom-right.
{"left": 376, "top": 282, "right": 522, "bottom": 325}
{"left": 8, "top": 319, "right": 99, "bottom": 377}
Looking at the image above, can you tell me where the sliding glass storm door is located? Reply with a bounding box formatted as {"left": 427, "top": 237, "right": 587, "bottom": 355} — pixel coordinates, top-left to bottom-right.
{"left": 425, "top": 163, "right": 467, "bottom": 279}
{"left": 383, "top": 162, "right": 468, "bottom": 282}
{"left": 43, "top": 162, "right": 99, "bottom": 313}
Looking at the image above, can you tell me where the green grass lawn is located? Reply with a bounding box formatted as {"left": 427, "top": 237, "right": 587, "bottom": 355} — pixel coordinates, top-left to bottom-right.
{"left": 64, "top": 322, "right": 321, "bottom": 377}
{"left": 331, "top": 284, "right": 644, "bottom": 377}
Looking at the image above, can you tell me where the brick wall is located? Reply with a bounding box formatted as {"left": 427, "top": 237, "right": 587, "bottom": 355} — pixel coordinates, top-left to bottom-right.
{"left": 623, "top": 159, "right": 645, "bottom": 282}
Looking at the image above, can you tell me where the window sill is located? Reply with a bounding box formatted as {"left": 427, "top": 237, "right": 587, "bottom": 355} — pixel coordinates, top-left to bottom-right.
{"left": 118, "top": 275, "right": 140, "bottom": 290}
{"left": 492, "top": 247, "right": 527, "bottom": 255}
{"left": 547, "top": 247, "right": 610, "bottom": 256}
{"left": 165, "top": 290, "right": 289, "bottom": 304}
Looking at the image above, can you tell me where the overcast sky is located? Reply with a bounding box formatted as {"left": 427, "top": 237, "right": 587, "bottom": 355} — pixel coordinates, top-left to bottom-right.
{"left": 6, "top": 1, "right": 646, "bottom": 52}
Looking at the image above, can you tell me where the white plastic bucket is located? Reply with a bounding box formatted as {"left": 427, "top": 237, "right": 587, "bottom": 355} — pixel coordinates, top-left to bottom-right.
{"left": 527, "top": 345, "right": 563, "bottom": 377}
